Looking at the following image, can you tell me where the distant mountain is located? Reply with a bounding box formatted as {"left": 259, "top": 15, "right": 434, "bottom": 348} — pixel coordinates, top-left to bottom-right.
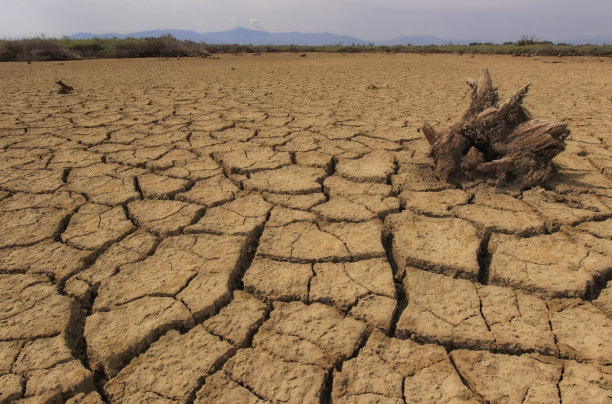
{"left": 70, "top": 28, "right": 612, "bottom": 46}
{"left": 202, "top": 27, "right": 369, "bottom": 46}
{"left": 70, "top": 27, "right": 369, "bottom": 46}
{"left": 376, "top": 35, "right": 447, "bottom": 46}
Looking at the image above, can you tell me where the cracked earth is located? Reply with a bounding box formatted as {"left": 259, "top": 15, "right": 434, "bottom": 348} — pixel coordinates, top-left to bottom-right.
{"left": 1, "top": 53, "right": 611, "bottom": 403}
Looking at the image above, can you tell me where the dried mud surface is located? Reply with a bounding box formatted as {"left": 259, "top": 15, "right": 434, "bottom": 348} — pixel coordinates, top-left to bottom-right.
{"left": 1, "top": 53, "right": 611, "bottom": 403}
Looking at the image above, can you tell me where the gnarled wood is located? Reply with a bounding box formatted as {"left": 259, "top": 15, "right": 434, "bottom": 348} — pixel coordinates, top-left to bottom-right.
{"left": 56, "top": 80, "right": 74, "bottom": 94}
{"left": 423, "top": 68, "right": 569, "bottom": 190}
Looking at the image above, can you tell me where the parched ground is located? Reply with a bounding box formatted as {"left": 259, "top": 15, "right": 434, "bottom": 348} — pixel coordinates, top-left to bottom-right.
{"left": 0, "top": 53, "right": 611, "bottom": 403}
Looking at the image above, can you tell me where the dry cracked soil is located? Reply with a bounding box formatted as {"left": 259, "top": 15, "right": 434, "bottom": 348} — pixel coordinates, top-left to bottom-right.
{"left": 0, "top": 53, "right": 611, "bottom": 403}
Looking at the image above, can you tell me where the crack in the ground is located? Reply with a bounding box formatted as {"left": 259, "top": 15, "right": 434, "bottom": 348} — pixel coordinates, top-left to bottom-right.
{"left": 3, "top": 59, "right": 612, "bottom": 403}
{"left": 232, "top": 209, "right": 271, "bottom": 292}
{"left": 145, "top": 390, "right": 180, "bottom": 402}
{"left": 556, "top": 362, "right": 565, "bottom": 403}
{"left": 520, "top": 386, "right": 531, "bottom": 404}
{"left": 0, "top": 236, "right": 59, "bottom": 251}
{"left": 389, "top": 279, "right": 407, "bottom": 338}
{"left": 257, "top": 253, "right": 360, "bottom": 266}
{"left": 477, "top": 232, "right": 492, "bottom": 285}
{"left": 474, "top": 287, "right": 492, "bottom": 334}
{"left": 132, "top": 176, "right": 144, "bottom": 200}
{"left": 92, "top": 309, "right": 198, "bottom": 387}
{"left": 82, "top": 201, "right": 270, "bottom": 390}
{"left": 586, "top": 267, "right": 612, "bottom": 301}
{"left": 53, "top": 208, "right": 78, "bottom": 245}
{"left": 320, "top": 368, "right": 334, "bottom": 404}
{"left": 219, "top": 369, "right": 269, "bottom": 403}
{"left": 225, "top": 318, "right": 356, "bottom": 401}
{"left": 61, "top": 167, "right": 72, "bottom": 183}
{"left": 401, "top": 378, "right": 409, "bottom": 404}
{"left": 448, "top": 352, "right": 484, "bottom": 402}
{"left": 94, "top": 287, "right": 196, "bottom": 313}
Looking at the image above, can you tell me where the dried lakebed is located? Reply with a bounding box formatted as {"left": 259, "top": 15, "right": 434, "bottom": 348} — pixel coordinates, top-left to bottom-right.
{"left": 0, "top": 54, "right": 611, "bottom": 403}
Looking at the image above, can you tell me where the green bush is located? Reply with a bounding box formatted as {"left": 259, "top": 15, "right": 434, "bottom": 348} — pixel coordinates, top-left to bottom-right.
{"left": 109, "top": 35, "right": 203, "bottom": 58}
{"left": 517, "top": 35, "right": 537, "bottom": 46}
{"left": 0, "top": 38, "right": 76, "bottom": 61}
{"left": 0, "top": 35, "right": 610, "bottom": 61}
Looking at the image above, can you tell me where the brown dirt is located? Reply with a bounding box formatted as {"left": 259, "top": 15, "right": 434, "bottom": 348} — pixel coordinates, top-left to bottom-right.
{"left": 1, "top": 53, "right": 611, "bottom": 403}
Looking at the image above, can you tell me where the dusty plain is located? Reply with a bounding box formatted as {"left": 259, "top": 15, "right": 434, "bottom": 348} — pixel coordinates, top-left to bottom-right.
{"left": 0, "top": 53, "right": 611, "bottom": 403}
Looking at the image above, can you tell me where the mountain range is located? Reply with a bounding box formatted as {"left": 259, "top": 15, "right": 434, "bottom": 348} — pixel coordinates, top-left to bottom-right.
{"left": 70, "top": 27, "right": 612, "bottom": 46}
{"left": 70, "top": 27, "right": 450, "bottom": 46}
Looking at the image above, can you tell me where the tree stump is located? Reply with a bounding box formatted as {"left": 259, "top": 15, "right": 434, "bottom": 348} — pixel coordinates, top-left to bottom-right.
{"left": 422, "top": 68, "right": 570, "bottom": 190}
{"left": 56, "top": 80, "right": 74, "bottom": 94}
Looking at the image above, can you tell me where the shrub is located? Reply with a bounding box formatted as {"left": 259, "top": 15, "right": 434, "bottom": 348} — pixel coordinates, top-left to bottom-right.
{"left": 0, "top": 35, "right": 611, "bottom": 61}
{"left": 517, "top": 35, "right": 537, "bottom": 46}
{"left": 110, "top": 35, "right": 199, "bottom": 58}
{"left": 66, "top": 40, "right": 104, "bottom": 57}
{"left": 0, "top": 38, "right": 76, "bottom": 61}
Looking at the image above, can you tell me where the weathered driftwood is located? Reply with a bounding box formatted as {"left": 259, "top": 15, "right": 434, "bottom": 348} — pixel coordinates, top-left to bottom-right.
{"left": 56, "top": 80, "right": 74, "bottom": 94}
{"left": 422, "top": 68, "right": 569, "bottom": 190}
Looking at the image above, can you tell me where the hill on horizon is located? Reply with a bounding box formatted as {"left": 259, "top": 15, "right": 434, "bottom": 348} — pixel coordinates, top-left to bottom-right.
{"left": 70, "top": 27, "right": 453, "bottom": 46}
{"left": 70, "top": 27, "right": 612, "bottom": 46}
{"left": 71, "top": 27, "right": 371, "bottom": 46}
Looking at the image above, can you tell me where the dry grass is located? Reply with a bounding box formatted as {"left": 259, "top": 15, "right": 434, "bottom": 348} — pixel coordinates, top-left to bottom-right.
{"left": 1, "top": 35, "right": 611, "bottom": 62}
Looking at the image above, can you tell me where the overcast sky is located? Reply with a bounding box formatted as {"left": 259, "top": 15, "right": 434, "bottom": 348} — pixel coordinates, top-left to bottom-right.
{"left": 2, "top": 0, "right": 611, "bottom": 43}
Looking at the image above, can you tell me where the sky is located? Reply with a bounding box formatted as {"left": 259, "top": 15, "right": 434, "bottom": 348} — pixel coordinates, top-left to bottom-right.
{"left": 1, "top": 0, "right": 611, "bottom": 43}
